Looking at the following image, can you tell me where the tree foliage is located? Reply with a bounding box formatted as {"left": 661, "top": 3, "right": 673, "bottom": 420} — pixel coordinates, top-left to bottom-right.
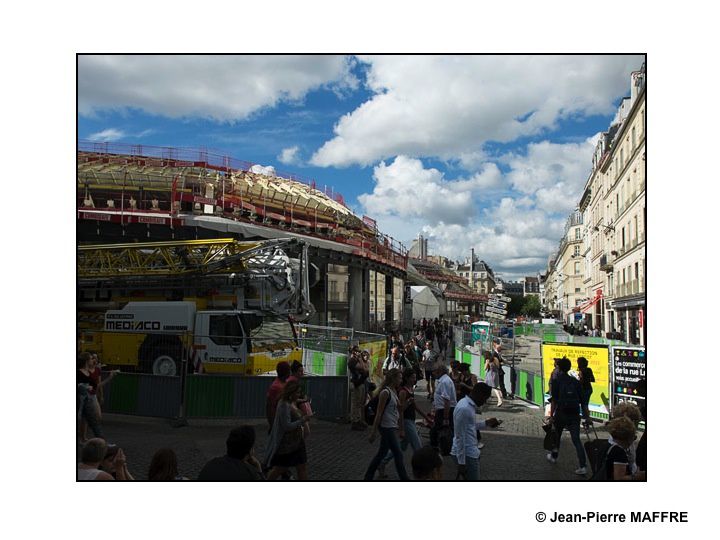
{"left": 521, "top": 295, "right": 542, "bottom": 317}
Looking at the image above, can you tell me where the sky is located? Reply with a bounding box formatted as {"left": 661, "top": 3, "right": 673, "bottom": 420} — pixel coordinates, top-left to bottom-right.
{"left": 78, "top": 54, "right": 644, "bottom": 282}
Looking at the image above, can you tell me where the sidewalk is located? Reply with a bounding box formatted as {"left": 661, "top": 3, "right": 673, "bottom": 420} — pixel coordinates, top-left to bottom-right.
{"left": 95, "top": 395, "right": 601, "bottom": 481}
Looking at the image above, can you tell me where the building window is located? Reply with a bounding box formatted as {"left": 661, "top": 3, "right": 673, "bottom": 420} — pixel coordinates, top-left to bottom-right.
{"left": 575, "top": 287, "right": 581, "bottom": 293}
{"left": 634, "top": 215, "right": 639, "bottom": 243}
{"left": 631, "top": 126, "right": 636, "bottom": 152}
{"left": 620, "top": 148, "right": 624, "bottom": 169}
{"left": 635, "top": 262, "right": 639, "bottom": 279}
{"left": 574, "top": 262, "right": 580, "bottom": 275}
{"left": 622, "top": 227, "right": 626, "bottom": 249}
{"left": 575, "top": 228, "right": 580, "bottom": 240}
{"left": 574, "top": 245, "right": 580, "bottom": 257}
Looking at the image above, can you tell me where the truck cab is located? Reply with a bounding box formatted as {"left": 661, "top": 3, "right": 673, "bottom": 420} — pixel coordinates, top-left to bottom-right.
{"left": 99, "top": 302, "right": 251, "bottom": 376}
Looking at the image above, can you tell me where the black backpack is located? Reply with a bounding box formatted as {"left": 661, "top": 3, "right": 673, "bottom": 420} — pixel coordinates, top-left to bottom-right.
{"left": 555, "top": 374, "right": 582, "bottom": 414}
{"left": 364, "top": 388, "right": 390, "bottom": 426}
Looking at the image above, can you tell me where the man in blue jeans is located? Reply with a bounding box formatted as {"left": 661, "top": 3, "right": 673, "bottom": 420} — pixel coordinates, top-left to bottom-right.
{"left": 548, "top": 357, "right": 591, "bottom": 475}
{"left": 451, "top": 382, "right": 501, "bottom": 480}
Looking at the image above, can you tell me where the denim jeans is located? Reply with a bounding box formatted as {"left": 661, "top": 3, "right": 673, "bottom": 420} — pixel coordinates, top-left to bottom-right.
{"left": 365, "top": 427, "right": 409, "bottom": 480}
{"left": 454, "top": 455, "right": 479, "bottom": 480}
{"left": 381, "top": 419, "right": 422, "bottom": 465}
{"left": 78, "top": 393, "right": 104, "bottom": 439}
{"left": 551, "top": 411, "right": 586, "bottom": 468}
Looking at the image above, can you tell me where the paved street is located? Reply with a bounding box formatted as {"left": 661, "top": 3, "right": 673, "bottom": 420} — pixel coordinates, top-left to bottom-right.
{"left": 95, "top": 394, "right": 602, "bottom": 481}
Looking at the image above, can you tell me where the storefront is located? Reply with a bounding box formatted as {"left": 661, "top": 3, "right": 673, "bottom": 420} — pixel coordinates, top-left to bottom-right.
{"left": 611, "top": 295, "right": 645, "bottom": 346}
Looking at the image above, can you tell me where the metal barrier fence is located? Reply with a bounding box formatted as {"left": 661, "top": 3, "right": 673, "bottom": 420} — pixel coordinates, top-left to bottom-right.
{"left": 449, "top": 324, "right": 544, "bottom": 406}
{"left": 80, "top": 327, "right": 381, "bottom": 420}
{"left": 101, "top": 371, "right": 349, "bottom": 419}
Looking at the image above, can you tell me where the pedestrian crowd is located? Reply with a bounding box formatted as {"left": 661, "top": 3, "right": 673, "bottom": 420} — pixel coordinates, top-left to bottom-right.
{"left": 78, "top": 321, "right": 646, "bottom": 482}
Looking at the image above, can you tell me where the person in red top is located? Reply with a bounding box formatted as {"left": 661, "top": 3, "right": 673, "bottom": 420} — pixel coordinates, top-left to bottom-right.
{"left": 266, "top": 361, "right": 292, "bottom": 432}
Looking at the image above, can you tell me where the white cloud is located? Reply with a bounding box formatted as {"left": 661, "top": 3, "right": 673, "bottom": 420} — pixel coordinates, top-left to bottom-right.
{"left": 278, "top": 145, "right": 301, "bottom": 165}
{"left": 311, "top": 55, "right": 642, "bottom": 167}
{"left": 87, "top": 128, "right": 125, "bottom": 141}
{"left": 421, "top": 221, "right": 559, "bottom": 281}
{"left": 79, "top": 55, "right": 357, "bottom": 121}
{"left": 358, "top": 156, "right": 490, "bottom": 226}
{"left": 503, "top": 137, "right": 597, "bottom": 194}
{"left": 356, "top": 139, "right": 597, "bottom": 280}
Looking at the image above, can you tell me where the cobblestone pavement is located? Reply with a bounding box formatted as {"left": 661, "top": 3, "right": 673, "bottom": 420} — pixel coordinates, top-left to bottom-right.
{"left": 94, "top": 393, "right": 605, "bottom": 481}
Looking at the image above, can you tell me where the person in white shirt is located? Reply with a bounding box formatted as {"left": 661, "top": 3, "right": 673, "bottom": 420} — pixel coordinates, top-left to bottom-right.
{"left": 383, "top": 346, "right": 407, "bottom": 374}
{"left": 451, "top": 382, "right": 501, "bottom": 480}
{"left": 429, "top": 363, "right": 458, "bottom": 451}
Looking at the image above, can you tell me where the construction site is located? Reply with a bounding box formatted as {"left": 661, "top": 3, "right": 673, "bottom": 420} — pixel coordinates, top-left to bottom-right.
{"left": 77, "top": 141, "right": 488, "bottom": 338}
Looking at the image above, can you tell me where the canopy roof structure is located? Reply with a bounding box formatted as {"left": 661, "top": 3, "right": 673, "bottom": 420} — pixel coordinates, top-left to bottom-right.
{"left": 410, "top": 286, "right": 440, "bottom": 320}
{"left": 77, "top": 142, "right": 408, "bottom": 271}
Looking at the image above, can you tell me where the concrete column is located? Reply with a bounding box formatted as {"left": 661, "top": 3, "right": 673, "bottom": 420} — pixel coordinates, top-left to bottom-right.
{"left": 361, "top": 268, "right": 370, "bottom": 331}
{"left": 309, "top": 261, "right": 327, "bottom": 327}
{"left": 349, "top": 265, "right": 363, "bottom": 330}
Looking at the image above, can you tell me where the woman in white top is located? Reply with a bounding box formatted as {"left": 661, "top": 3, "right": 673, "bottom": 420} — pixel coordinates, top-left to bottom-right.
{"left": 364, "top": 369, "right": 409, "bottom": 480}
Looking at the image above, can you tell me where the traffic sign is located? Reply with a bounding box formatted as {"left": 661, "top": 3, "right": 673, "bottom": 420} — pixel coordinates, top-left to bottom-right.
{"left": 490, "top": 294, "right": 512, "bottom": 303}
{"left": 485, "top": 305, "right": 507, "bottom": 316}
{"left": 487, "top": 300, "right": 507, "bottom": 309}
{"left": 484, "top": 312, "right": 505, "bottom": 320}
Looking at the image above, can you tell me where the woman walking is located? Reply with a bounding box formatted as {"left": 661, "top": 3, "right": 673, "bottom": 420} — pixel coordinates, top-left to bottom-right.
{"left": 377, "top": 368, "right": 431, "bottom": 477}
{"left": 364, "top": 368, "right": 410, "bottom": 480}
{"left": 483, "top": 351, "right": 503, "bottom": 407}
{"left": 77, "top": 352, "right": 106, "bottom": 440}
{"left": 265, "top": 380, "right": 312, "bottom": 480}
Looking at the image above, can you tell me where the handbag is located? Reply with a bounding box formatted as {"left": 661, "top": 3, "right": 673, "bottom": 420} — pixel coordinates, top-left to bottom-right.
{"left": 542, "top": 421, "right": 558, "bottom": 451}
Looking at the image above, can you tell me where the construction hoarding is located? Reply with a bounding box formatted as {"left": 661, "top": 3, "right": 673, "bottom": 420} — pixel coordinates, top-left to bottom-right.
{"left": 611, "top": 346, "right": 646, "bottom": 409}
{"left": 541, "top": 342, "right": 611, "bottom": 419}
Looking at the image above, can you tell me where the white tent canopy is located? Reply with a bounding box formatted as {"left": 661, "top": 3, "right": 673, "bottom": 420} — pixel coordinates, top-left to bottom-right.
{"left": 410, "top": 286, "right": 440, "bottom": 320}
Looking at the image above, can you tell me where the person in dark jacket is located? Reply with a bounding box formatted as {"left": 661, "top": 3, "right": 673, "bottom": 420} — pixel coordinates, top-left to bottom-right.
{"left": 198, "top": 426, "right": 264, "bottom": 481}
{"left": 547, "top": 357, "right": 590, "bottom": 475}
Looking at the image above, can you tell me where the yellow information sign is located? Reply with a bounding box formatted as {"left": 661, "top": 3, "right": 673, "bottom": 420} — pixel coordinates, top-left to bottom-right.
{"left": 358, "top": 339, "right": 387, "bottom": 385}
{"left": 542, "top": 343, "right": 610, "bottom": 417}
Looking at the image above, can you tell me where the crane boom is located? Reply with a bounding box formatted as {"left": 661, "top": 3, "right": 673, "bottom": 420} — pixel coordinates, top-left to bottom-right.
{"left": 77, "top": 238, "right": 314, "bottom": 319}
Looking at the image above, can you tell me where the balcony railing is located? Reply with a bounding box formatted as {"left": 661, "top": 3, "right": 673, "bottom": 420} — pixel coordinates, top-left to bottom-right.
{"left": 615, "top": 279, "right": 643, "bottom": 298}
{"left": 599, "top": 254, "right": 613, "bottom": 272}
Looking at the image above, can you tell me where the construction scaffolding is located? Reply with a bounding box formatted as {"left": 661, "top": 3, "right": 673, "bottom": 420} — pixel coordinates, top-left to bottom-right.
{"left": 77, "top": 141, "right": 408, "bottom": 271}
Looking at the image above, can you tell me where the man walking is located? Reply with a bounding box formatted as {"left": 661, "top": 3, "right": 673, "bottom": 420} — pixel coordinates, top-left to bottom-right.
{"left": 451, "top": 382, "right": 501, "bottom": 480}
{"left": 547, "top": 357, "right": 590, "bottom": 475}
{"left": 429, "top": 363, "right": 457, "bottom": 452}
{"left": 383, "top": 345, "right": 408, "bottom": 374}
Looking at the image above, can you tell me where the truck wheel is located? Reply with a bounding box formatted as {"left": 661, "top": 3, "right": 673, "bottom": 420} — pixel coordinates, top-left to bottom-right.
{"left": 152, "top": 355, "right": 178, "bottom": 376}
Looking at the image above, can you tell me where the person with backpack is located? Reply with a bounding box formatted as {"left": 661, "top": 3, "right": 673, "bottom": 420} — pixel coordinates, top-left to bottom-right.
{"left": 383, "top": 345, "right": 408, "bottom": 374}
{"left": 547, "top": 357, "right": 590, "bottom": 475}
{"left": 364, "top": 368, "right": 410, "bottom": 481}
